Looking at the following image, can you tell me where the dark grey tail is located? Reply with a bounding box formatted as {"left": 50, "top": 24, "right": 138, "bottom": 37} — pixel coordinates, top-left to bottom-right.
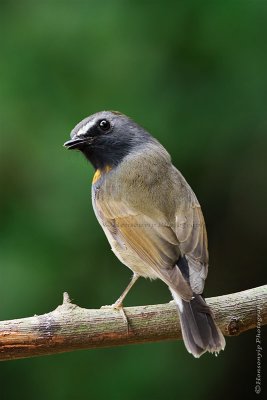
{"left": 171, "top": 291, "right": 226, "bottom": 358}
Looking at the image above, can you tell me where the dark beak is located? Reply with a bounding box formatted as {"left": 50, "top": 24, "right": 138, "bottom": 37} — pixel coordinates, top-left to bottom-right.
{"left": 63, "top": 137, "right": 91, "bottom": 150}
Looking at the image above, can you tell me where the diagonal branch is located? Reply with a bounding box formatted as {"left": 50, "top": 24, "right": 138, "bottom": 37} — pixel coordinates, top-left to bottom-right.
{"left": 0, "top": 285, "right": 266, "bottom": 361}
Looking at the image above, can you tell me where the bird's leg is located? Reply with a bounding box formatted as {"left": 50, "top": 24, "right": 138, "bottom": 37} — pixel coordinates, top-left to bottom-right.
{"left": 113, "top": 273, "right": 139, "bottom": 307}
{"left": 101, "top": 273, "right": 139, "bottom": 333}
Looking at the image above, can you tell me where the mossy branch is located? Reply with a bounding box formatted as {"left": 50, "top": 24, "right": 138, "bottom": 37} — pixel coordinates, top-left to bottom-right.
{"left": 0, "top": 285, "right": 266, "bottom": 361}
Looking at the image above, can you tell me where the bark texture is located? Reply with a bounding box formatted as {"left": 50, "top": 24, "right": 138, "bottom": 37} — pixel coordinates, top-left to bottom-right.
{"left": 0, "top": 285, "right": 266, "bottom": 361}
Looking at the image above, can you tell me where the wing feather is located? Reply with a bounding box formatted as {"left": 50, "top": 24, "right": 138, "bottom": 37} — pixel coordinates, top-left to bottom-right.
{"left": 93, "top": 186, "right": 193, "bottom": 300}
{"left": 93, "top": 164, "right": 208, "bottom": 298}
{"left": 176, "top": 200, "right": 208, "bottom": 293}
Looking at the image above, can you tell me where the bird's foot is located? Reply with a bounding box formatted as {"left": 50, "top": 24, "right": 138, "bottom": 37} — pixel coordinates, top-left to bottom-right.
{"left": 101, "top": 302, "right": 130, "bottom": 334}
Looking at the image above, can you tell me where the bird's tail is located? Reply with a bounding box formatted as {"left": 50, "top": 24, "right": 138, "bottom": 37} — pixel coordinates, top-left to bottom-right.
{"left": 170, "top": 289, "right": 226, "bottom": 358}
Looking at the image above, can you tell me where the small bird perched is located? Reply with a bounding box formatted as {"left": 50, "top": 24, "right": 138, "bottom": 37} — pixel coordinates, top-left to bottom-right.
{"left": 64, "top": 111, "right": 225, "bottom": 358}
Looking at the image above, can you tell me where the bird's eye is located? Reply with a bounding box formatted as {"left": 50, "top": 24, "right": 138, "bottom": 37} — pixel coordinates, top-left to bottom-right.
{"left": 98, "top": 119, "right": 110, "bottom": 131}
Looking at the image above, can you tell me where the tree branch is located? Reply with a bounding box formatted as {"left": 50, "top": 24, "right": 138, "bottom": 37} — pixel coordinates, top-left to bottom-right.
{"left": 0, "top": 285, "right": 266, "bottom": 361}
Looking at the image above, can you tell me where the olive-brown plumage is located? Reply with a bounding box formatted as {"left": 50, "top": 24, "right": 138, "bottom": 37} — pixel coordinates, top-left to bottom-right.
{"left": 64, "top": 111, "right": 226, "bottom": 357}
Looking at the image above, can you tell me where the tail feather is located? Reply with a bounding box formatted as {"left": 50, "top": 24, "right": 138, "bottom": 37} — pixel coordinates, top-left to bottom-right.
{"left": 171, "top": 289, "right": 226, "bottom": 358}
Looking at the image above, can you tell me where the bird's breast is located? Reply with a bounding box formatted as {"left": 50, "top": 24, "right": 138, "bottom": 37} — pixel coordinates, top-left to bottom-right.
{"left": 92, "top": 165, "right": 113, "bottom": 185}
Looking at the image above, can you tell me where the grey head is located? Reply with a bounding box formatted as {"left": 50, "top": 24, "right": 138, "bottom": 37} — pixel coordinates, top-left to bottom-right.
{"left": 64, "top": 111, "right": 154, "bottom": 169}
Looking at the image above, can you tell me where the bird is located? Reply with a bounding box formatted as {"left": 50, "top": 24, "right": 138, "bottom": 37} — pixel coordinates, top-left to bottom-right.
{"left": 64, "top": 110, "right": 226, "bottom": 358}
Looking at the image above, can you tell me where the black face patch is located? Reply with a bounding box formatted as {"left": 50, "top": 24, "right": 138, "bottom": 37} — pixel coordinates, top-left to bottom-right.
{"left": 81, "top": 135, "right": 133, "bottom": 170}
{"left": 68, "top": 111, "right": 154, "bottom": 170}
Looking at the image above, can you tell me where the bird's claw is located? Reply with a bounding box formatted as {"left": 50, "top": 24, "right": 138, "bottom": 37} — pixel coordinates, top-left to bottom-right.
{"left": 101, "top": 303, "right": 130, "bottom": 334}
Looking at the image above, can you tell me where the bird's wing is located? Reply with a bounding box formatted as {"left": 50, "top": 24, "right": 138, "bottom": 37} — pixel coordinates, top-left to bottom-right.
{"left": 93, "top": 188, "right": 193, "bottom": 301}
{"left": 174, "top": 170, "right": 209, "bottom": 294}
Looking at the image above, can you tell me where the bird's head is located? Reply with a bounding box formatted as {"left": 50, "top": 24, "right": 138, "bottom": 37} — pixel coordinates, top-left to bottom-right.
{"left": 64, "top": 111, "right": 153, "bottom": 169}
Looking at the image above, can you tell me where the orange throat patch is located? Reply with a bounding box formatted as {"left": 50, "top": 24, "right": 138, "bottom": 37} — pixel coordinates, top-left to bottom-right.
{"left": 92, "top": 165, "right": 112, "bottom": 184}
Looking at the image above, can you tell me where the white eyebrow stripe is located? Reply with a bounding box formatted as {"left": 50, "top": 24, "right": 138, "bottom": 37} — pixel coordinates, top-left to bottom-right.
{"left": 76, "top": 120, "right": 95, "bottom": 137}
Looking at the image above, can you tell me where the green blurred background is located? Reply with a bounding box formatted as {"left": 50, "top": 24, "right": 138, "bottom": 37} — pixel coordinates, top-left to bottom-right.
{"left": 0, "top": 1, "right": 266, "bottom": 399}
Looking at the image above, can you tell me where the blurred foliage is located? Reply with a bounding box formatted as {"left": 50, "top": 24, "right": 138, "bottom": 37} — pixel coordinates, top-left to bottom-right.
{"left": 0, "top": 1, "right": 266, "bottom": 399}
